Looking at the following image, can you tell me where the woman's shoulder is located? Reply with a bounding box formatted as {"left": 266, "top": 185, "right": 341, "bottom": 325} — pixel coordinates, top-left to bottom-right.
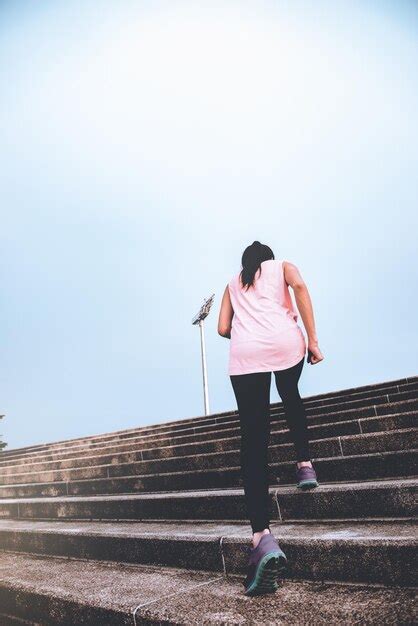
{"left": 262, "top": 259, "right": 283, "bottom": 270}
{"left": 261, "top": 258, "right": 282, "bottom": 265}
{"left": 262, "top": 259, "right": 286, "bottom": 281}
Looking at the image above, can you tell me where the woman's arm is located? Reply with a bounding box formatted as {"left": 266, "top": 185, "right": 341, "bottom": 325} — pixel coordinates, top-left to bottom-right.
{"left": 283, "top": 261, "right": 324, "bottom": 364}
{"left": 218, "top": 285, "right": 234, "bottom": 338}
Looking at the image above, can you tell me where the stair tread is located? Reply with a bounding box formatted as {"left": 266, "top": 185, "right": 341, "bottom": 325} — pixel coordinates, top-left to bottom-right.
{"left": 0, "top": 552, "right": 415, "bottom": 625}
{"left": 2, "top": 378, "right": 416, "bottom": 458}
{"left": 1, "top": 477, "right": 416, "bottom": 504}
{"left": 2, "top": 401, "right": 416, "bottom": 468}
{"left": 1, "top": 518, "right": 417, "bottom": 542}
{"left": 1, "top": 429, "right": 416, "bottom": 485}
{"left": 1, "top": 447, "right": 417, "bottom": 491}
{"left": 1, "top": 417, "right": 416, "bottom": 475}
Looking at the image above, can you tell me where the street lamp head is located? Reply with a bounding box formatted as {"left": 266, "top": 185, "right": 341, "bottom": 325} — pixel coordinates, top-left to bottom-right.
{"left": 192, "top": 293, "right": 215, "bottom": 325}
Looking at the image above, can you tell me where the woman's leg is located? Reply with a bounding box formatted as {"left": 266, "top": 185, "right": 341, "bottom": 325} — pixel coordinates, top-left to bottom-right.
{"left": 273, "top": 356, "right": 311, "bottom": 463}
{"left": 230, "top": 371, "right": 272, "bottom": 540}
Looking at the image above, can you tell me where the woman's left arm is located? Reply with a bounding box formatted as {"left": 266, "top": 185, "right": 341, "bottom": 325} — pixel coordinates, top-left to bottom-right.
{"left": 218, "top": 285, "right": 234, "bottom": 338}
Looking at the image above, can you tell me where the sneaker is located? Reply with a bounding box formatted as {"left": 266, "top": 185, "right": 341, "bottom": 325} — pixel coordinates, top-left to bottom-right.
{"left": 296, "top": 465, "right": 318, "bottom": 490}
{"left": 243, "top": 532, "right": 287, "bottom": 596}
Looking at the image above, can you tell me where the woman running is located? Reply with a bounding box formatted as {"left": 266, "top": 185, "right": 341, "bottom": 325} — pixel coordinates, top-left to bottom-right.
{"left": 217, "top": 240, "right": 324, "bottom": 596}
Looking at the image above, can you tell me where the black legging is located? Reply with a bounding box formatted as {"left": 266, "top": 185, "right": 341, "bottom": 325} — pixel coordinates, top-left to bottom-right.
{"left": 230, "top": 355, "right": 309, "bottom": 533}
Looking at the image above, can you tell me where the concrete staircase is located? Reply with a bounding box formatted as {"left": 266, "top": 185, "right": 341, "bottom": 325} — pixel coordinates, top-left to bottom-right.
{"left": 0, "top": 375, "right": 417, "bottom": 624}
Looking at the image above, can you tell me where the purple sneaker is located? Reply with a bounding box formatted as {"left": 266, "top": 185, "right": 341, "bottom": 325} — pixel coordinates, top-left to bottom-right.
{"left": 296, "top": 465, "right": 318, "bottom": 490}
{"left": 243, "top": 532, "right": 287, "bottom": 596}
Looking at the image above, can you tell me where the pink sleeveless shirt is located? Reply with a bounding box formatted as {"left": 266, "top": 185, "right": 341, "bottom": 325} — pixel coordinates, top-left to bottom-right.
{"left": 228, "top": 259, "right": 306, "bottom": 375}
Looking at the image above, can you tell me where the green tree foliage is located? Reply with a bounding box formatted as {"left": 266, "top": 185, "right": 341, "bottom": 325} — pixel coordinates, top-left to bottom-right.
{"left": 0, "top": 415, "right": 6, "bottom": 451}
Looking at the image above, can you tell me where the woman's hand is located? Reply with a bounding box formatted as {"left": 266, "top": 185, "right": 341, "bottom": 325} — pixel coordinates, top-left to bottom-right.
{"left": 307, "top": 341, "right": 324, "bottom": 364}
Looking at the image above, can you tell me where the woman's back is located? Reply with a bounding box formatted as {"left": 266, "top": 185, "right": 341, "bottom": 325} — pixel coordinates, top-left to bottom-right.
{"left": 228, "top": 259, "right": 306, "bottom": 375}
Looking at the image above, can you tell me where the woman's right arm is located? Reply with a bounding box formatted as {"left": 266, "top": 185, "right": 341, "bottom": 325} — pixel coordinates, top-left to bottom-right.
{"left": 217, "top": 285, "right": 234, "bottom": 339}
{"left": 283, "top": 261, "right": 324, "bottom": 365}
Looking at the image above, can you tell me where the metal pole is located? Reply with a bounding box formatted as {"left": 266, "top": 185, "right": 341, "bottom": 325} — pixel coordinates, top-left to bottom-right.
{"left": 192, "top": 293, "right": 214, "bottom": 416}
{"left": 199, "top": 319, "right": 210, "bottom": 415}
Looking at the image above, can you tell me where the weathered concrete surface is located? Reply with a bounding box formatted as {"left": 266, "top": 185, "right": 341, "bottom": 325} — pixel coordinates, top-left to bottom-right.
{"left": 0, "top": 380, "right": 416, "bottom": 466}
{"left": 0, "top": 551, "right": 223, "bottom": 625}
{"left": 0, "top": 374, "right": 416, "bottom": 623}
{"left": 137, "top": 576, "right": 417, "bottom": 625}
{"left": 1, "top": 412, "right": 415, "bottom": 476}
{"left": 0, "top": 479, "right": 416, "bottom": 522}
{"left": 0, "top": 552, "right": 416, "bottom": 625}
{"left": 1, "top": 449, "right": 417, "bottom": 500}
{"left": 1, "top": 425, "right": 416, "bottom": 483}
{"left": 4, "top": 430, "right": 413, "bottom": 485}
{"left": 0, "top": 519, "right": 416, "bottom": 585}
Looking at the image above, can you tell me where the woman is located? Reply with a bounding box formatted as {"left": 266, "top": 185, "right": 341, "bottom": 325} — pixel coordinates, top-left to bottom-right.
{"left": 217, "top": 241, "right": 324, "bottom": 596}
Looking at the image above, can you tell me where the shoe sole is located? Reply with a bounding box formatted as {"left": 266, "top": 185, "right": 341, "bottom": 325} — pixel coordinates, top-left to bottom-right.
{"left": 297, "top": 479, "right": 319, "bottom": 490}
{"left": 244, "top": 551, "right": 287, "bottom": 596}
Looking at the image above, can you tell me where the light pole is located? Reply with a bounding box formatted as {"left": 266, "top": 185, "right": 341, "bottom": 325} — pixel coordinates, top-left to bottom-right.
{"left": 192, "top": 294, "right": 215, "bottom": 415}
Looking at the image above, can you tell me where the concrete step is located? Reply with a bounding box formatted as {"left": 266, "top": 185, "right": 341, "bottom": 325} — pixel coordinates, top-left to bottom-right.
{"left": 1, "top": 427, "right": 416, "bottom": 486}
{"left": 0, "top": 479, "right": 416, "bottom": 522}
{"left": 2, "top": 392, "right": 416, "bottom": 471}
{"left": 295, "top": 376, "right": 417, "bottom": 404}
{"left": 0, "top": 519, "right": 416, "bottom": 586}
{"left": 2, "top": 394, "right": 416, "bottom": 471}
{"left": 1, "top": 412, "right": 415, "bottom": 477}
{"left": 2, "top": 378, "right": 416, "bottom": 463}
{"left": 1, "top": 411, "right": 415, "bottom": 477}
{"left": 291, "top": 388, "right": 417, "bottom": 421}
{"left": 0, "top": 448, "right": 416, "bottom": 499}
{"left": 0, "top": 552, "right": 415, "bottom": 626}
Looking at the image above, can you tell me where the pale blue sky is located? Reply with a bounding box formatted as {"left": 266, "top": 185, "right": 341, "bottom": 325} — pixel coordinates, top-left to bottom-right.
{"left": 1, "top": 1, "right": 417, "bottom": 449}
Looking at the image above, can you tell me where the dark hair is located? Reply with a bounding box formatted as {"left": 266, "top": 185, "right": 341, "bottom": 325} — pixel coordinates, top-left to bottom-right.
{"left": 239, "top": 241, "right": 275, "bottom": 291}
